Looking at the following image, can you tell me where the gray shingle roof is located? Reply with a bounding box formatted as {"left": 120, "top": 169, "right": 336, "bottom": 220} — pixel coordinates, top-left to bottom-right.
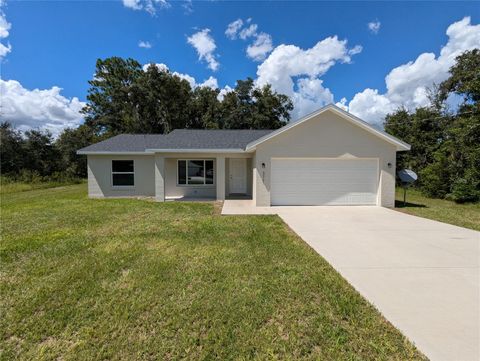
{"left": 77, "top": 129, "right": 273, "bottom": 153}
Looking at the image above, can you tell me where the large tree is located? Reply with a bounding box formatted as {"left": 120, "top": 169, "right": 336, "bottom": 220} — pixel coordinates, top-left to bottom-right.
{"left": 384, "top": 49, "right": 480, "bottom": 202}
{"left": 81, "top": 57, "right": 144, "bottom": 135}
{"left": 133, "top": 64, "right": 193, "bottom": 133}
{"left": 82, "top": 60, "right": 293, "bottom": 135}
{"left": 220, "top": 78, "right": 293, "bottom": 129}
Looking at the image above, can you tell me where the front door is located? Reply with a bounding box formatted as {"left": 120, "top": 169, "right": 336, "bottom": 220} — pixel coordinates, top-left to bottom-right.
{"left": 229, "top": 158, "right": 247, "bottom": 194}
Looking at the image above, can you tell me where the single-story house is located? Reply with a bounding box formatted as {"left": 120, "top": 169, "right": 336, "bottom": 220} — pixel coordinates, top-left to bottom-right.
{"left": 77, "top": 104, "right": 410, "bottom": 207}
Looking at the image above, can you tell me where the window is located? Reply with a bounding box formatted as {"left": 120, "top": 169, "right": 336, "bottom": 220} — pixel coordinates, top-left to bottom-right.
{"left": 177, "top": 160, "right": 214, "bottom": 186}
{"left": 112, "top": 160, "right": 134, "bottom": 186}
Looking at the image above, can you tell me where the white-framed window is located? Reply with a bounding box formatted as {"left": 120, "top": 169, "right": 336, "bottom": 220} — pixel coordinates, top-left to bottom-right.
{"left": 177, "top": 159, "right": 214, "bottom": 186}
{"left": 112, "top": 160, "right": 134, "bottom": 186}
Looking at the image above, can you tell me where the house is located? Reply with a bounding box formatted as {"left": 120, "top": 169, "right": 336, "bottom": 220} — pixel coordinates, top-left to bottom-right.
{"left": 77, "top": 104, "right": 410, "bottom": 207}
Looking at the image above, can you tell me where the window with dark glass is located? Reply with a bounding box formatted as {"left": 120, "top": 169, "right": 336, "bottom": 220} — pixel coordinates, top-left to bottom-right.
{"left": 177, "top": 159, "right": 214, "bottom": 185}
{"left": 112, "top": 160, "right": 134, "bottom": 186}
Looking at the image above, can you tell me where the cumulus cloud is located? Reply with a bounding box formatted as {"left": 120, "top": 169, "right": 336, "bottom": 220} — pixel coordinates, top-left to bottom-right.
{"left": 226, "top": 18, "right": 274, "bottom": 61}
{"left": 0, "top": 8, "right": 11, "bottom": 58}
{"left": 347, "top": 17, "right": 480, "bottom": 126}
{"left": 225, "top": 19, "right": 243, "bottom": 39}
{"left": 368, "top": 20, "right": 381, "bottom": 34}
{"left": 217, "top": 85, "right": 233, "bottom": 101}
{"left": 138, "top": 40, "right": 152, "bottom": 48}
{"left": 187, "top": 28, "right": 219, "bottom": 71}
{"left": 122, "top": 0, "right": 169, "bottom": 15}
{"left": 255, "top": 36, "right": 362, "bottom": 119}
{"left": 239, "top": 24, "right": 258, "bottom": 40}
{"left": 199, "top": 76, "right": 218, "bottom": 89}
{"left": 0, "top": 79, "right": 85, "bottom": 136}
{"left": 142, "top": 63, "right": 219, "bottom": 89}
{"left": 246, "top": 32, "right": 273, "bottom": 61}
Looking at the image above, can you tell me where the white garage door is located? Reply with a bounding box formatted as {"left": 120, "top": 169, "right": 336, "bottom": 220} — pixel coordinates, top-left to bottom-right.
{"left": 271, "top": 158, "right": 378, "bottom": 206}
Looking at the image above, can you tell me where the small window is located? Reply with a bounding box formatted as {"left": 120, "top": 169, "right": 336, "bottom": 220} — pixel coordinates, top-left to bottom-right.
{"left": 177, "top": 159, "right": 214, "bottom": 186}
{"left": 112, "top": 160, "right": 134, "bottom": 186}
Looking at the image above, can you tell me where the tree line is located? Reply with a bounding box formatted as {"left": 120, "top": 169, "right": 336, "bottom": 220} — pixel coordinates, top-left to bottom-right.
{"left": 1, "top": 57, "right": 293, "bottom": 180}
{"left": 384, "top": 49, "right": 480, "bottom": 203}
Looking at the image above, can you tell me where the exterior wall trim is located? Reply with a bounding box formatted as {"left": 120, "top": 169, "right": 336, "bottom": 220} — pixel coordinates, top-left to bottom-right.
{"left": 146, "top": 148, "right": 246, "bottom": 153}
{"left": 78, "top": 151, "right": 154, "bottom": 155}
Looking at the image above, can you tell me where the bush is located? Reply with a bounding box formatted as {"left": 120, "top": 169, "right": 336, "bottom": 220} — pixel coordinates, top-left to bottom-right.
{"left": 448, "top": 177, "right": 480, "bottom": 203}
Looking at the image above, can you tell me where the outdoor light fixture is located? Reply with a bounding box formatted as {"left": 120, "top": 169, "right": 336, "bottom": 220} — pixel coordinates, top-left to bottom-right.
{"left": 387, "top": 162, "right": 392, "bottom": 168}
{"left": 261, "top": 162, "right": 265, "bottom": 169}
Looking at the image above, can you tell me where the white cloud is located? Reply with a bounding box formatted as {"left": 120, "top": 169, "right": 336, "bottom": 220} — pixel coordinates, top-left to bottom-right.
{"left": 0, "top": 10, "right": 10, "bottom": 38}
{"left": 255, "top": 36, "right": 362, "bottom": 119}
{"left": 368, "top": 20, "right": 381, "bottom": 34}
{"left": 199, "top": 76, "right": 218, "bottom": 89}
{"left": 225, "top": 19, "right": 243, "bottom": 39}
{"left": 138, "top": 40, "right": 152, "bottom": 49}
{"left": 0, "top": 8, "right": 11, "bottom": 59}
{"left": 246, "top": 32, "right": 273, "bottom": 61}
{"left": 0, "top": 79, "right": 85, "bottom": 136}
{"left": 347, "top": 17, "right": 480, "bottom": 127}
{"left": 239, "top": 24, "right": 258, "bottom": 40}
{"left": 122, "top": 0, "right": 169, "bottom": 15}
{"left": 123, "top": 0, "right": 142, "bottom": 10}
{"left": 226, "top": 18, "right": 274, "bottom": 61}
{"left": 187, "top": 28, "right": 219, "bottom": 71}
{"left": 217, "top": 85, "right": 233, "bottom": 101}
{"left": 335, "top": 97, "right": 349, "bottom": 111}
{"left": 142, "top": 63, "right": 218, "bottom": 89}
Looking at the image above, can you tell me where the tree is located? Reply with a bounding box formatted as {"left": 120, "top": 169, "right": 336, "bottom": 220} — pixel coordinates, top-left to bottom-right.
{"left": 82, "top": 57, "right": 144, "bottom": 135}
{"left": 220, "top": 78, "right": 293, "bottom": 129}
{"left": 56, "top": 125, "right": 100, "bottom": 178}
{"left": 82, "top": 58, "right": 294, "bottom": 134}
{"left": 0, "top": 122, "right": 25, "bottom": 174}
{"left": 384, "top": 49, "right": 480, "bottom": 202}
{"left": 22, "top": 130, "right": 60, "bottom": 177}
{"left": 384, "top": 106, "right": 445, "bottom": 175}
{"left": 189, "top": 86, "right": 222, "bottom": 129}
{"left": 133, "top": 64, "right": 193, "bottom": 133}
{"left": 438, "top": 49, "right": 480, "bottom": 109}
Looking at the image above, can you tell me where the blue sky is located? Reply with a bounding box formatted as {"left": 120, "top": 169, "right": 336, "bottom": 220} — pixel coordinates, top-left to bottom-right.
{"left": 1, "top": 1, "right": 479, "bottom": 135}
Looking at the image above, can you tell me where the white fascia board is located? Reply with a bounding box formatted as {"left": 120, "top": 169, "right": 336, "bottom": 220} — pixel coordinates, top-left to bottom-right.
{"left": 245, "top": 104, "right": 411, "bottom": 152}
{"left": 76, "top": 151, "right": 154, "bottom": 155}
{"left": 145, "top": 148, "right": 246, "bottom": 153}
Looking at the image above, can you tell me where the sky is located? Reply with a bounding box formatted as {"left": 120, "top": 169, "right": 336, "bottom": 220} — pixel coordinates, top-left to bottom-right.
{"left": 0, "top": 0, "right": 479, "bottom": 136}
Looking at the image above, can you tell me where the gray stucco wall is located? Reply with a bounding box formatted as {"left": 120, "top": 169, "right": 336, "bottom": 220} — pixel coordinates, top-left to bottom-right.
{"left": 87, "top": 154, "right": 155, "bottom": 197}
{"left": 253, "top": 111, "right": 397, "bottom": 207}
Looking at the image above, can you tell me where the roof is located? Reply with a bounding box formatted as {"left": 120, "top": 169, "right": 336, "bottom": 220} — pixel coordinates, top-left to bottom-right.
{"left": 77, "top": 129, "right": 273, "bottom": 154}
{"left": 78, "top": 104, "right": 411, "bottom": 154}
{"left": 246, "top": 104, "right": 411, "bottom": 151}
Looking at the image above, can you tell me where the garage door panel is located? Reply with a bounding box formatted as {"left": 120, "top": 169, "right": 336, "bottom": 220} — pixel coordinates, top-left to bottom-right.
{"left": 271, "top": 159, "right": 378, "bottom": 206}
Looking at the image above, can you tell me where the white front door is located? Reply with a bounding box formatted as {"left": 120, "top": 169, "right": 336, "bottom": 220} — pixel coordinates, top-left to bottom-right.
{"left": 229, "top": 158, "right": 247, "bottom": 194}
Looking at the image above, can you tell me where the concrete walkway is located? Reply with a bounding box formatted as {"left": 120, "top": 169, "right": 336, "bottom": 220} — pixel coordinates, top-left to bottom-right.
{"left": 222, "top": 201, "right": 480, "bottom": 361}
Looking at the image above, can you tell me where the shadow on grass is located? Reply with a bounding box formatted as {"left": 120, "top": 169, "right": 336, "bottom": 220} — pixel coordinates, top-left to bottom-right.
{"left": 395, "top": 200, "right": 427, "bottom": 208}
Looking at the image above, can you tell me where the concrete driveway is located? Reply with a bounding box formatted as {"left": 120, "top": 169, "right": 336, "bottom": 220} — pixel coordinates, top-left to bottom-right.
{"left": 222, "top": 202, "right": 480, "bottom": 361}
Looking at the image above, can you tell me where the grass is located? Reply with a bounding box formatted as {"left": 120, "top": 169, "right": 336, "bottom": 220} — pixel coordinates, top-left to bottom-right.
{"left": 0, "top": 184, "right": 426, "bottom": 360}
{"left": 0, "top": 178, "right": 85, "bottom": 194}
{"left": 395, "top": 188, "right": 480, "bottom": 231}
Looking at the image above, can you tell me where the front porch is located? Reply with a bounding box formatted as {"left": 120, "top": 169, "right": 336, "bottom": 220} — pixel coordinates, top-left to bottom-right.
{"left": 155, "top": 154, "right": 254, "bottom": 202}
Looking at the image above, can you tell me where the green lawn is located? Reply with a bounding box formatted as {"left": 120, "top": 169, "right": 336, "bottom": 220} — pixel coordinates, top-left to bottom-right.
{"left": 1, "top": 184, "right": 425, "bottom": 360}
{"left": 396, "top": 188, "right": 480, "bottom": 231}
{"left": 0, "top": 178, "right": 85, "bottom": 194}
